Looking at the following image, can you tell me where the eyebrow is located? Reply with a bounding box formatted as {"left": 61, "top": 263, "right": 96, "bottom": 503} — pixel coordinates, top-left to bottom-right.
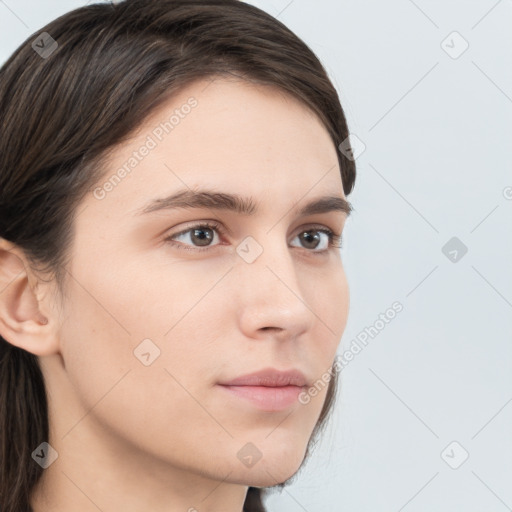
{"left": 135, "top": 188, "right": 352, "bottom": 218}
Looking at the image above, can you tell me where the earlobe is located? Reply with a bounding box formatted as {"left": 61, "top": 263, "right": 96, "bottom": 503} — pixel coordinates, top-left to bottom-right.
{"left": 0, "top": 238, "right": 59, "bottom": 356}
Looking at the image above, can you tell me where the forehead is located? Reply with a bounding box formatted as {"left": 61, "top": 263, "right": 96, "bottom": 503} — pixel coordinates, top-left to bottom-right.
{"left": 86, "top": 77, "right": 344, "bottom": 220}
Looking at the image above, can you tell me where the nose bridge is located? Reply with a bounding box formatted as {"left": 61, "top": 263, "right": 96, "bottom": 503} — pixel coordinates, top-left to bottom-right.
{"left": 234, "top": 229, "right": 313, "bottom": 335}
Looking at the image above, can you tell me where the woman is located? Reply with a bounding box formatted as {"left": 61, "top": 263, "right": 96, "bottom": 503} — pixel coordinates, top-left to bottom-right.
{"left": 0, "top": 0, "right": 357, "bottom": 510}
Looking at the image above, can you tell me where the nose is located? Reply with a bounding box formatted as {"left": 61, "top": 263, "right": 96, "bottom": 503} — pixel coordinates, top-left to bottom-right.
{"left": 234, "top": 234, "right": 316, "bottom": 341}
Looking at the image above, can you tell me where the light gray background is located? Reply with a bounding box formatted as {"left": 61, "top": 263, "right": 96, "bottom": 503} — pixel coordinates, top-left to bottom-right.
{"left": 1, "top": 1, "right": 511, "bottom": 510}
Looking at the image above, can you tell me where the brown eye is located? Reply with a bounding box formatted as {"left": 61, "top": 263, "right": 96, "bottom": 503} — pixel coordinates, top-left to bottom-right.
{"left": 163, "top": 222, "right": 223, "bottom": 252}
{"left": 164, "top": 222, "right": 342, "bottom": 254}
{"left": 291, "top": 227, "right": 341, "bottom": 252}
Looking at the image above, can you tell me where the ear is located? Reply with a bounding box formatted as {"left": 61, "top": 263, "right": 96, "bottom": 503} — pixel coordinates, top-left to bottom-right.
{"left": 0, "top": 237, "right": 60, "bottom": 356}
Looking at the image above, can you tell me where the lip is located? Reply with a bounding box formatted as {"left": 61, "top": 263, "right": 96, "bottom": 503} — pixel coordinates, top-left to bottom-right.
{"left": 218, "top": 367, "right": 309, "bottom": 387}
{"left": 217, "top": 368, "right": 309, "bottom": 412}
{"left": 219, "top": 385, "right": 304, "bottom": 411}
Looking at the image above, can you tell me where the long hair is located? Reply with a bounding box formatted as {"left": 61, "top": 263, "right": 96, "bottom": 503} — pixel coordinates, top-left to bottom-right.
{"left": 0, "top": 1, "right": 357, "bottom": 510}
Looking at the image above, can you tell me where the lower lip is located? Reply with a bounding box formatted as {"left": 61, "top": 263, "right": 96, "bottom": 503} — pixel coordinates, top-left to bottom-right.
{"left": 218, "top": 384, "right": 304, "bottom": 411}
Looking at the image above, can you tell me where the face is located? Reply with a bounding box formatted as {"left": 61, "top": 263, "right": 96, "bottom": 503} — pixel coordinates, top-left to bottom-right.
{"left": 49, "top": 76, "right": 350, "bottom": 487}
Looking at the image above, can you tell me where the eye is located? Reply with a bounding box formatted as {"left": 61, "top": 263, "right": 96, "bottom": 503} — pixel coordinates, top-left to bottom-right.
{"left": 163, "top": 221, "right": 223, "bottom": 252}
{"left": 290, "top": 227, "right": 343, "bottom": 252}
{"left": 163, "top": 222, "right": 343, "bottom": 253}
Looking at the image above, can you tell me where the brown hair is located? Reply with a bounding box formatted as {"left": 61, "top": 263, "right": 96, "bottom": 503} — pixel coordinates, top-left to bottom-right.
{"left": 0, "top": 0, "right": 356, "bottom": 510}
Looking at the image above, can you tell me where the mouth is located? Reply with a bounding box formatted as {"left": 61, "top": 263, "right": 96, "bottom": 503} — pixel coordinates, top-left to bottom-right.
{"left": 217, "top": 384, "right": 306, "bottom": 412}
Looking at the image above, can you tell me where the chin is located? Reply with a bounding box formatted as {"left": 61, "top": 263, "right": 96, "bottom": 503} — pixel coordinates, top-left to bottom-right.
{"left": 237, "top": 444, "right": 307, "bottom": 488}
{"left": 242, "top": 461, "right": 303, "bottom": 488}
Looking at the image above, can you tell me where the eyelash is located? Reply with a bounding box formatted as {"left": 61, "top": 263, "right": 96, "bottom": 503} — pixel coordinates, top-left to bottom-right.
{"left": 163, "top": 221, "right": 343, "bottom": 254}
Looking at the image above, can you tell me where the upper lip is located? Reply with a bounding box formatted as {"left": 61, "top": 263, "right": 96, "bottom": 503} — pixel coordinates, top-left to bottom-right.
{"left": 219, "top": 368, "right": 309, "bottom": 387}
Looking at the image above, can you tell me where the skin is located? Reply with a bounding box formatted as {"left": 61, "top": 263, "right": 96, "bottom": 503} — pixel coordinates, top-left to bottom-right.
{"left": 0, "top": 76, "right": 350, "bottom": 511}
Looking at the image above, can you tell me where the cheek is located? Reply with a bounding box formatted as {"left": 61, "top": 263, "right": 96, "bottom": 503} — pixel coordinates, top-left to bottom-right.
{"left": 56, "top": 264, "right": 228, "bottom": 448}
{"left": 57, "top": 289, "right": 134, "bottom": 418}
{"left": 301, "top": 263, "right": 348, "bottom": 409}
{"left": 309, "top": 261, "right": 350, "bottom": 350}
{"left": 57, "top": 291, "right": 216, "bottom": 464}
{"left": 333, "top": 264, "right": 350, "bottom": 334}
